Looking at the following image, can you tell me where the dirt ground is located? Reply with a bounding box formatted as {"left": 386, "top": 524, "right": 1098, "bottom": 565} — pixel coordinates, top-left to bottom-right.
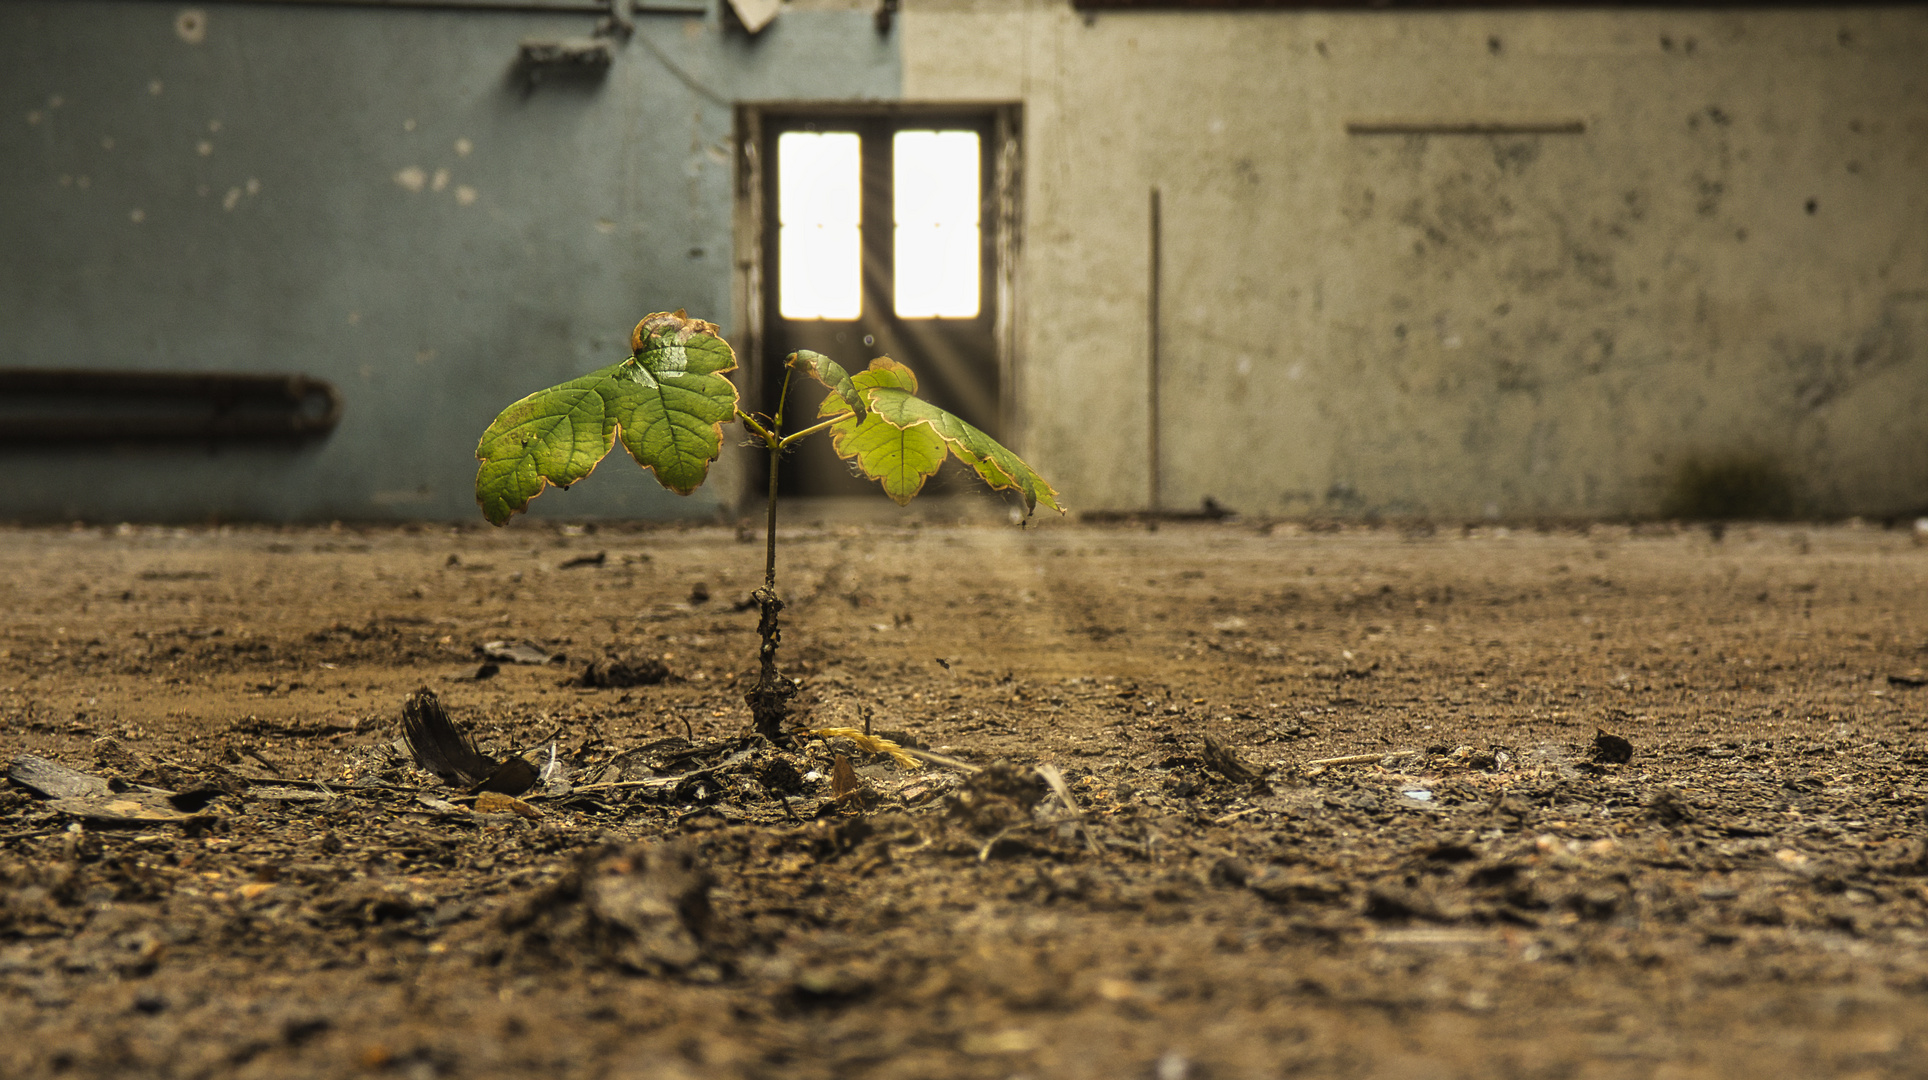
{"left": 4, "top": 511, "right": 1928, "bottom": 1080}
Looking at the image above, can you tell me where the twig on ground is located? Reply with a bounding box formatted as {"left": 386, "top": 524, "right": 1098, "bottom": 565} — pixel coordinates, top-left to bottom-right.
{"left": 0, "top": 829, "right": 59, "bottom": 843}
{"left": 567, "top": 749, "right": 752, "bottom": 795}
{"left": 1037, "top": 763, "right": 1102, "bottom": 856}
{"left": 1306, "top": 753, "right": 1395, "bottom": 767}
{"left": 894, "top": 746, "right": 981, "bottom": 773}
{"left": 567, "top": 775, "right": 694, "bottom": 795}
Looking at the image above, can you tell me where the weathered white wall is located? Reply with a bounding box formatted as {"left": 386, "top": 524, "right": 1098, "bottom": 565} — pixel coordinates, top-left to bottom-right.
{"left": 904, "top": 2, "right": 1928, "bottom": 518}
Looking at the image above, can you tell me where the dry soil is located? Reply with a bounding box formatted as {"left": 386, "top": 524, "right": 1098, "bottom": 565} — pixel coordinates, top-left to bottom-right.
{"left": 4, "top": 514, "right": 1928, "bottom": 1080}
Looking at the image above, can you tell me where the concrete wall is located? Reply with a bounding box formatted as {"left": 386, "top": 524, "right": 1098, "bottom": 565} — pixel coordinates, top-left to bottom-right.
{"left": 7, "top": 2, "right": 1924, "bottom": 523}
{"left": 903, "top": 2, "right": 1928, "bottom": 519}
{"left": 1, "top": 0, "right": 895, "bottom": 522}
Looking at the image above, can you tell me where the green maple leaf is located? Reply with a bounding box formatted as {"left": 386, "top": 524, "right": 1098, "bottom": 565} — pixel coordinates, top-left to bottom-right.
{"left": 792, "top": 353, "right": 1064, "bottom": 517}
{"left": 474, "top": 311, "right": 739, "bottom": 525}
{"left": 813, "top": 358, "right": 947, "bottom": 506}
{"left": 864, "top": 386, "right": 1064, "bottom": 517}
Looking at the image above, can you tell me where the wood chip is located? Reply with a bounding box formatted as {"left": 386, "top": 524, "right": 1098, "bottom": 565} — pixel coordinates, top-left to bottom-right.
{"left": 1202, "top": 734, "right": 1273, "bottom": 793}
{"left": 8, "top": 754, "right": 113, "bottom": 800}
{"left": 44, "top": 793, "right": 197, "bottom": 825}
{"left": 473, "top": 791, "right": 542, "bottom": 820}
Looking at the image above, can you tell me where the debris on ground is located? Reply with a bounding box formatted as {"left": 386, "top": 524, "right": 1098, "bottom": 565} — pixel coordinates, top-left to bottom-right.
{"left": 481, "top": 640, "right": 560, "bottom": 665}
{"left": 1591, "top": 727, "right": 1635, "bottom": 764}
{"left": 579, "top": 654, "right": 670, "bottom": 688}
{"left": 3, "top": 521, "right": 1927, "bottom": 1079}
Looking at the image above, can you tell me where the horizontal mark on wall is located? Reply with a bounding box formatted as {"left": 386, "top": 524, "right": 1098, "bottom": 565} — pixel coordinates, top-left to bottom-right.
{"left": 1346, "top": 120, "right": 1586, "bottom": 136}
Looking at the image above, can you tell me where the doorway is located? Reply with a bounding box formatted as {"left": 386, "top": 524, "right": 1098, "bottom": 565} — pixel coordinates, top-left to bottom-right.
{"left": 737, "top": 105, "right": 1019, "bottom": 499}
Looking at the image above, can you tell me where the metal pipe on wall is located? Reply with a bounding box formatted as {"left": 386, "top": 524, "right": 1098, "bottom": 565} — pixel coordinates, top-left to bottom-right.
{"left": 129, "top": 0, "right": 613, "bottom": 12}
{"left": 0, "top": 370, "right": 342, "bottom": 445}
{"left": 1147, "top": 185, "right": 1162, "bottom": 512}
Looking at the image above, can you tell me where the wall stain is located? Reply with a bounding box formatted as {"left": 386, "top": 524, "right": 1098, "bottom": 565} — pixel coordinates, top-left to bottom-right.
{"left": 1692, "top": 175, "right": 1725, "bottom": 218}
{"left": 1491, "top": 357, "right": 1540, "bottom": 395}
{"left": 1489, "top": 137, "right": 1540, "bottom": 176}
{"left": 1781, "top": 297, "right": 1920, "bottom": 411}
{"left": 1662, "top": 454, "right": 1795, "bottom": 519}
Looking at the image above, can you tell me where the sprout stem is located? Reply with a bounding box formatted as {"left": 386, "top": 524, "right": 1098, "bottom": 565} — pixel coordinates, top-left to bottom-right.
{"left": 778, "top": 416, "right": 841, "bottom": 447}
{"left": 745, "top": 365, "right": 797, "bottom": 743}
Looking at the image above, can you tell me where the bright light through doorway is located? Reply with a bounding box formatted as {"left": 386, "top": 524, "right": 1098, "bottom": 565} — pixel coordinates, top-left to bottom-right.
{"left": 777, "top": 131, "right": 861, "bottom": 321}
{"left": 894, "top": 130, "right": 980, "bottom": 319}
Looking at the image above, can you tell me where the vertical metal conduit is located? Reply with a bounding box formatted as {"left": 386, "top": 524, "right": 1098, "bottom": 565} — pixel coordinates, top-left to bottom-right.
{"left": 1147, "top": 185, "right": 1163, "bottom": 512}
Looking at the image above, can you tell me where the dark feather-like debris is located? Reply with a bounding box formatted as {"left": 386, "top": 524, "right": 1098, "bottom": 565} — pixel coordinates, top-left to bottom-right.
{"left": 473, "top": 755, "right": 539, "bottom": 796}
{"left": 1202, "top": 734, "right": 1274, "bottom": 795}
{"left": 401, "top": 688, "right": 497, "bottom": 787}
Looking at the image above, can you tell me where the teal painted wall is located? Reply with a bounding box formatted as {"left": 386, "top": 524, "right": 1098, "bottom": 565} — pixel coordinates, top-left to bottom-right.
{"left": 1, "top": 0, "right": 899, "bottom": 522}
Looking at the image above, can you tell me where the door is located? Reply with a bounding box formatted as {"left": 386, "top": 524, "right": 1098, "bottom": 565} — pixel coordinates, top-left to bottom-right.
{"left": 752, "top": 109, "right": 1008, "bottom": 498}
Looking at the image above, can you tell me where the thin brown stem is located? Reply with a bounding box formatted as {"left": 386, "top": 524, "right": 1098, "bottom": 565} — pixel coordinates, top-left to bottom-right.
{"left": 745, "top": 365, "right": 797, "bottom": 744}
{"left": 764, "top": 437, "right": 780, "bottom": 589}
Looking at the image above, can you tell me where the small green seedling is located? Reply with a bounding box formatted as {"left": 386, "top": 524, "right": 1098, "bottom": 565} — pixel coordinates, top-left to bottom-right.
{"left": 474, "top": 310, "right": 1062, "bottom": 741}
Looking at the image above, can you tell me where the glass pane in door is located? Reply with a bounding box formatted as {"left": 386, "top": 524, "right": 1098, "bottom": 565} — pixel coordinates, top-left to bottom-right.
{"left": 892, "top": 130, "right": 980, "bottom": 319}
{"left": 777, "top": 131, "right": 862, "bottom": 320}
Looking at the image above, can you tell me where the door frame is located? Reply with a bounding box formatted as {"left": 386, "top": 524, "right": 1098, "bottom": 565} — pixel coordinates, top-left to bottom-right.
{"left": 732, "top": 101, "right": 1024, "bottom": 502}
